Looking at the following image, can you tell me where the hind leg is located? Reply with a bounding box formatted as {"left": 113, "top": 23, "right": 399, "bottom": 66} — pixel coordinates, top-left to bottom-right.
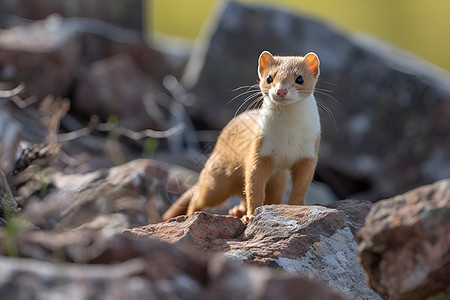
{"left": 265, "top": 170, "right": 289, "bottom": 205}
{"left": 162, "top": 186, "right": 195, "bottom": 221}
{"left": 187, "top": 173, "right": 240, "bottom": 214}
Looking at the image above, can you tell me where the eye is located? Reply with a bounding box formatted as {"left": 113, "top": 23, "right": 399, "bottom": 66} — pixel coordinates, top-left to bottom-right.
{"left": 266, "top": 75, "right": 273, "bottom": 84}
{"left": 295, "top": 76, "right": 304, "bottom": 85}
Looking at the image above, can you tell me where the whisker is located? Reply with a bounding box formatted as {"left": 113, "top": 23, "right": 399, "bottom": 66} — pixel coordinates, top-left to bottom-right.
{"left": 316, "top": 97, "right": 338, "bottom": 130}
{"left": 227, "top": 85, "right": 260, "bottom": 105}
{"left": 235, "top": 93, "right": 262, "bottom": 116}
{"left": 246, "top": 96, "right": 264, "bottom": 112}
{"left": 315, "top": 87, "right": 333, "bottom": 93}
{"left": 257, "top": 98, "right": 264, "bottom": 109}
{"left": 240, "top": 92, "right": 262, "bottom": 109}
{"left": 231, "top": 84, "right": 259, "bottom": 92}
{"left": 243, "top": 91, "right": 262, "bottom": 102}
{"left": 314, "top": 90, "right": 343, "bottom": 108}
{"left": 317, "top": 81, "right": 337, "bottom": 87}
{"left": 227, "top": 89, "right": 260, "bottom": 105}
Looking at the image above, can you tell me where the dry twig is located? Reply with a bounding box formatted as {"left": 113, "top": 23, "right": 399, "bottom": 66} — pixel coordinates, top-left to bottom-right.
{"left": 0, "top": 83, "right": 38, "bottom": 108}
{"left": 56, "top": 115, "right": 185, "bottom": 143}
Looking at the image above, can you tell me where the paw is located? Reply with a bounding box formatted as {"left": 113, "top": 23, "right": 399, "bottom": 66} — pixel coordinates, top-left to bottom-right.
{"left": 228, "top": 204, "right": 246, "bottom": 219}
{"left": 240, "top": 214, "right": 250, "bottom": 224}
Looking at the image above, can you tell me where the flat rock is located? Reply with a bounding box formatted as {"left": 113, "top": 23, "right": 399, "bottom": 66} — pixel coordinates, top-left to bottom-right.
{"left": 359, "top": 179, "right": 450, "bottom": 300}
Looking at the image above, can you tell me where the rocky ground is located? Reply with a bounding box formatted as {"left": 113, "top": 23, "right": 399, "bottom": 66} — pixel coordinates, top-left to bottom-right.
{"left": 0, "top": 1, "right": 450, "bottom": 299}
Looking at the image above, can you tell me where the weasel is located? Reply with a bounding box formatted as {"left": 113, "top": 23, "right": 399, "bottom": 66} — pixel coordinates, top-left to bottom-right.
{"left": 163, "top": 51, "right": 321, "bottom": 222}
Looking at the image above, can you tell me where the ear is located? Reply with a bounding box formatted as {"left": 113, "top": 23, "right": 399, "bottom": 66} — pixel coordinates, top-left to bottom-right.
{"left": 304, "top": 52, "right": 320, "bottom": 78}
{"left": 258, "top": 51, "right": 274, "bottom": 78}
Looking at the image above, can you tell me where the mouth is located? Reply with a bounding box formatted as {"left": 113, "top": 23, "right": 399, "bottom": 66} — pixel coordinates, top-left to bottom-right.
{"left": 269, "top": 95, "right": 297, "bottom": 105}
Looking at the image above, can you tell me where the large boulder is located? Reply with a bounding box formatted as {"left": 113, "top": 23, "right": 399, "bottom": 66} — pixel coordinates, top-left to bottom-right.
{"left": 124, "top": 201, "right": 381, "bottom": 299}
{"left": 182, "top": 1, "right": 450, "bottom": 200}
{"left": 358, "top": 179, "right": 450, "bottom": 300}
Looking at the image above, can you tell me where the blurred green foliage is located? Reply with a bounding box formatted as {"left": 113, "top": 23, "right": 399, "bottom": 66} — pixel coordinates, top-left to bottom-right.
{"left": 149, "top": 0, "right": 450, "bottom": 71}
{"left": 4, "top": 215, "right": 26, "bottom": 257}
{"left": 143, "top": 138, "right": 159, "bottom": 157}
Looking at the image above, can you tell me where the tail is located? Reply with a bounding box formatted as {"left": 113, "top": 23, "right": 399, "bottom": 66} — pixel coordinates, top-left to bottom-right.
{"left": 162, "top": 187, "right": 194, "bottom": 221}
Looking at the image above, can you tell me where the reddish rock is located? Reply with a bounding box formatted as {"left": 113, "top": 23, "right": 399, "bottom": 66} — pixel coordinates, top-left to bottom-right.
{"left": 123, "top": 212, "right": 245, "bottom": 251}
{"left": 358, "top": 179, "right": 450, "bottom": 300}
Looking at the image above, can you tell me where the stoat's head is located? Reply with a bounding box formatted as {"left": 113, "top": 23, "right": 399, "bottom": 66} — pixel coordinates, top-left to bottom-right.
{"left": 258, "top": 51, "right": 320, "bottom": 105}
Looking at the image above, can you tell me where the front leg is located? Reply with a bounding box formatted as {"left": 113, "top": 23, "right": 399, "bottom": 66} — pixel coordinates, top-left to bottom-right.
{"left": 244, "top": 155, "right": 274, "bottom": 220}
{"left": 288, "top": 157, "right": 317, "bottom": 205}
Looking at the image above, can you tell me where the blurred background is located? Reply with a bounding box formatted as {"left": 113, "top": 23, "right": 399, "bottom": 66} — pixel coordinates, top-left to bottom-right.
{"left": 150, "top": 0, "right": 450, "bottom": 72}
{"left": 1, "top": 0, "right": 449, "bottom": 210}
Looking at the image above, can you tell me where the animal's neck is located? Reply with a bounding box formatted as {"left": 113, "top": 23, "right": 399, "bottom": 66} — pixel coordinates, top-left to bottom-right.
{"left": 258, "top": 93, "right": 319, "bottom": 129}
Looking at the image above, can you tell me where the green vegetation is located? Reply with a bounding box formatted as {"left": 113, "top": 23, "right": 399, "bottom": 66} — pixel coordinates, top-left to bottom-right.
{"left": 143, "top": 138, "right": 159, "bottom": 157}
{"left": 4, "top": 215, "right": 27, "bottom": 257}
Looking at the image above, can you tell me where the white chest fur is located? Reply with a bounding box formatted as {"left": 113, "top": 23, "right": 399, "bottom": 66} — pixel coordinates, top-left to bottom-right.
{"left": 257, "top": 94, "right": 320, "bottom": 168}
